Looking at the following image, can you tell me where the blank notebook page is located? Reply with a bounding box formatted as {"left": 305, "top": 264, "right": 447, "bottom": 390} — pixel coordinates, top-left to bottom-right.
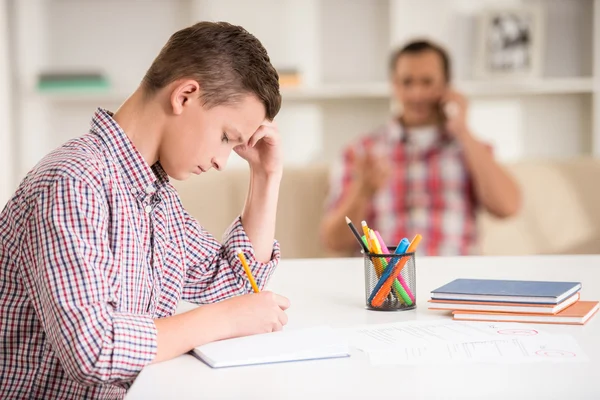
{"left": 192, "top": 326, "right": 350, "bottom": 368}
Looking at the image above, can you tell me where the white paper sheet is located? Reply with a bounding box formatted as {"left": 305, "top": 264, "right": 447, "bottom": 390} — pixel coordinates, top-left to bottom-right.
{"left": 346, "top": 320, "right": 586, "bottom": 366}
{"left": 349, "top": 320, "right": 550, "bottom": 351}
{"left": 368, "top": 334, "right": 587, "bottom": 365}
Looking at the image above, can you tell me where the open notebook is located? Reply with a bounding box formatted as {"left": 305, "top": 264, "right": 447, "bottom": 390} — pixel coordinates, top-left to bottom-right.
{"left": 192, "top": 326, "right": 350, "bottom": 368}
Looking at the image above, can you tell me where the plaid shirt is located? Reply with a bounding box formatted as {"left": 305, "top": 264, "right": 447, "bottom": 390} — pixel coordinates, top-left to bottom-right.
{"left": 327, "top": 119, "right": 480, "bottom": 256}
{"left": 0, "top": 108, "right": 280, "bottom": 399}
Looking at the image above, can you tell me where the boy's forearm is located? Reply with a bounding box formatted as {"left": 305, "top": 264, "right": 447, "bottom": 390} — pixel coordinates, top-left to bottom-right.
{"left": 152, "top": 303, "right": 231, "bottom": 364}
{"left": 459, "top": 133, "right": 521, "bottom": 218}
{"left": 240, "top": 168, "right": 282, "bottom": 262}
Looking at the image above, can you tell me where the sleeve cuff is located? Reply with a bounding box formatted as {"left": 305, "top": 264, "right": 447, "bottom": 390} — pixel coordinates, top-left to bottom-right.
{"left": 222, "top": 217, "right": 280, "bottom": 292}
{"left": 111, "top": 313, "right": 158, "bottom": 375}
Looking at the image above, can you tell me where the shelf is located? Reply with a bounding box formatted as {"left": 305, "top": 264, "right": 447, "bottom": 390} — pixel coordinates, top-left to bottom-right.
{"left": 281, "top": 82, "right": 390, "bottom": 100}
{"left": 32, "top": 83, "right": 388, "bottom": 103}
{"left": 282, "top": 77, "right": 595, "bottom": 100}
{"left": 33, "top": 90, "right": 129, "bottom": 104}
{"left": 32, "top": 77, "right": 596, "bottom": 104}
{"left": 457, "top": 77, "right": 595, "bottom": 96}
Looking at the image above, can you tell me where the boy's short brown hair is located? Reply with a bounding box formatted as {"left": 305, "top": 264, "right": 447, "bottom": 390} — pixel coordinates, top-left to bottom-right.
{"left": 143, "top": 21, "right": 281, "bottom": 120}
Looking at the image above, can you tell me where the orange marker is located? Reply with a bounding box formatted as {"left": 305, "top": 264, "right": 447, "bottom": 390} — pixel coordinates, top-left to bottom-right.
{"left": 371, "top": 234, "right": 421, "bottom": 307}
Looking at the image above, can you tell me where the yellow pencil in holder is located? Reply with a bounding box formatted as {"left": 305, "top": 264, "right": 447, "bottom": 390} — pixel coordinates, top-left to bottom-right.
{"left": 361, "top": 221, "right": 370, "bottom": 242}
{"left": 367, "top": 230, "right": 385, "bottom": 277}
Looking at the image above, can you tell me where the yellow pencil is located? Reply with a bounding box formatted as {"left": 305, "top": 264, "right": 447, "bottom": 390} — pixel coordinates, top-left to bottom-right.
{"left": 237, "top": 248, "right": 260, "bottom": 293}
{"left": 370, "top": 229, "right": 383, "bottom": 254}
{"left": 361, "top": 220, "right": 370, "bottom": 242}
{"left": 367, "top": 230, "right": 385, "bottom": 277}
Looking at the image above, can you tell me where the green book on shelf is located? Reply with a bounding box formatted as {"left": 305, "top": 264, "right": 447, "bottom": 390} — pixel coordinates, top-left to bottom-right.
{"left": 37, "top": 71, "right": 110, "bottom": 92}
{"left": 37, "top": 79, "right": 110, "bottom": 92}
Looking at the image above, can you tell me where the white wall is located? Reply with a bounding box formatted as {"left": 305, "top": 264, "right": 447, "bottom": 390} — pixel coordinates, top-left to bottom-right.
{"left": 0, "top": 0, "right": 13, "bottom": 206}
{"left": 12, "top": 0, "right": 50, "bottom": 181}
{"left": 191, "top": 0, "right": 325, "bottom": 167}
{"left": 48, "top": 1, "right": 184, "bottom": 92}
{"left": 7, "top": 0, "right": 597, "bottom": 184}
{"left": 390, "top": 0, "right": 593, "bottom": 79}
{"left": 389, "top": 0, "right": 595, "bottom": 162}
{"left": 469, "top": 95, "right": 592, "bottom": 161}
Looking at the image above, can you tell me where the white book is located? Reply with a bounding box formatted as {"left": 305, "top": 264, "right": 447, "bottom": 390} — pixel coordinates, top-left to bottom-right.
{"left": 192, "top": 326, "right": 350, "bottom": 368}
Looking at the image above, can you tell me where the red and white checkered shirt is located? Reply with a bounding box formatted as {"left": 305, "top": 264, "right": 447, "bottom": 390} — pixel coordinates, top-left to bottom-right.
{"left": 327, "top": 119, "right": 480, "bottom": 256}
{"left": 0, "top": 108, "right": 280, "bottom": 399}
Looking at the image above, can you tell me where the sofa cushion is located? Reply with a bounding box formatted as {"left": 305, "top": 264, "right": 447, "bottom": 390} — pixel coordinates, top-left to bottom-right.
{"left": 174, "top": 158, "right": 600, "bottom": 258}
{"left": 172, "top": 166, "right": 330, "bottom": 258}
{"left": 479, "top": 158, "right": 600, "bottom": 255}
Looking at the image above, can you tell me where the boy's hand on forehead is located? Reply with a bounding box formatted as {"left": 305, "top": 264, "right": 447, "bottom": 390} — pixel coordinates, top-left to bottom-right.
{"left": 234, "top": 120, "right": 282, "bottom": 176}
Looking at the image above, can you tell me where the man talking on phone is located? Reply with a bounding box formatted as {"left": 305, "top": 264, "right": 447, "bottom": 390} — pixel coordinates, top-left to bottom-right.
{"left": 320, "top": 40, "right": 521, "bottom": 256}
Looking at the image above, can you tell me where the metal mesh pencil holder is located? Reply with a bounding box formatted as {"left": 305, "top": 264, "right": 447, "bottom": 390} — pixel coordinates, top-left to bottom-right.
{"left": 363, "top": 247, "right": 417, "bottom": 311}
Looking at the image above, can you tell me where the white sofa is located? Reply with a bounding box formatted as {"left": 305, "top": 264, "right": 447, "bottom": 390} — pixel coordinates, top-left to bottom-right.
{"left": 172, "top": 158, "right": 600, "bottom": 258}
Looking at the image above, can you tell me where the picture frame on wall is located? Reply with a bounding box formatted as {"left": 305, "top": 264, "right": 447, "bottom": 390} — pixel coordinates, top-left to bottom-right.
{"left": 475, "top": 5, "right": 545, "bottom": 79}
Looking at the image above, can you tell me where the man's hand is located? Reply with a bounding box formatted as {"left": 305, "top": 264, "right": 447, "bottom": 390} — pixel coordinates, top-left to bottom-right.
{"left": 442, "top": 88, "right": 471, "bottom": 141}
{"left": 352, "top": 148, "right": 391, "bottom": 197}
{"left": 441, "top": 89, "right": 522, "bottom": 219}
{"left": 216, "top": 291, "right": 290, "bottom": 337}
{"left": 234, "top": 120, "right": 282, "bottom": 176}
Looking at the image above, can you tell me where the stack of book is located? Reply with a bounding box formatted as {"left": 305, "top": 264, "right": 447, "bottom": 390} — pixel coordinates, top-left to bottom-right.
{"left": 37, "top": 71, "right": 110, "bottom": 92}
{"left": 428, "top": 279, "right": 599, "bottom": 325}
{"left": 276, "top": 68, "right": 301, "bottom": 88}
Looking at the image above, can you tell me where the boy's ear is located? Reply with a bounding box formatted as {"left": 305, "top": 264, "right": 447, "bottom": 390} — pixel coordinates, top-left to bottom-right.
{"left": 170, "top": 80, "right": 200, "bottom": 115}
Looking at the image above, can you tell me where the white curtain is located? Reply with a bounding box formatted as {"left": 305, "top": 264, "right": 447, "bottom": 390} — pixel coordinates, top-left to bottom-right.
{"left": 0, "top": 0, "right": 13, "bottom": 206}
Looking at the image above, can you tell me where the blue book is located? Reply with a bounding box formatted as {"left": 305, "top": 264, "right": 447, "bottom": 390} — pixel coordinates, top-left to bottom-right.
{"left": 430, "top": 279, "right": 581, "bottom": 304}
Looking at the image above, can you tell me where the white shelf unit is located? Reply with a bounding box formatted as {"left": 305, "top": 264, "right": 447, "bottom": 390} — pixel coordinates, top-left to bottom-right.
{"left": 35, "top": 77, "right": 596, "bottom": 103}
{"left": 7, "top": 0, "right": 600, "bottom": 187}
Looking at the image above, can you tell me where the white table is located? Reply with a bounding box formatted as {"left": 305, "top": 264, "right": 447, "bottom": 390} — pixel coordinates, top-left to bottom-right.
{"left": 126, "top": 255, "right": 600, "bottom": 400}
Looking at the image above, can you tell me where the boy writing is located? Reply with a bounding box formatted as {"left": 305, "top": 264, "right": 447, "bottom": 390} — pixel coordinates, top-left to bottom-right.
{"left": 0, "top": 22, "right": 289, "bottom": 399}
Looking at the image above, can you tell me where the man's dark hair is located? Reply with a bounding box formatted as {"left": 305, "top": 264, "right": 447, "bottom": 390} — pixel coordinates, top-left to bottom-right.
{"left": 389, "top": 40, "right": 451, "bottom": 82}
{"left": 143, "top": 21, "right": 281, "bottom": 120}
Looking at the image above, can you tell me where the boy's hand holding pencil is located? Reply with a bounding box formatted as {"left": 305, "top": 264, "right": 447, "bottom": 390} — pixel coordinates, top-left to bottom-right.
{"left": 212, "top": 249, "right": 290, "bottom": 338}
{"left": 214, "top": 291, "right": 291, "bottom": 338}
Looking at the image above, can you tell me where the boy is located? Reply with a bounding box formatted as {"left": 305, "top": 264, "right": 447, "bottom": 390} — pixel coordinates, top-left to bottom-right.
{"left": 0, "top": 22, "right": 289, "bottom": 399}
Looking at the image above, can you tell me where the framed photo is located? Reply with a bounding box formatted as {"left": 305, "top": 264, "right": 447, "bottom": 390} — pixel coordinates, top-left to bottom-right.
{"left": 475, "top": 6, "right": 544, "bottom": 79}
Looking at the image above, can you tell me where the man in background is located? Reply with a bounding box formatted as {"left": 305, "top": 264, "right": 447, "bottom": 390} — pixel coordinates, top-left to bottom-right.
{"left": 320, "top": 40, "right": 521, "bottom": 256}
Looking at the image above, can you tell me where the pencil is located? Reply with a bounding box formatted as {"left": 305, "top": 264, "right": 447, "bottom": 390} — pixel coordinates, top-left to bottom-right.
{"left": 236, "top": 248, "right": 260, "bottom": 293}
{"left": 367, "top": 230, "right": 385, "bottom": 277}
{"left": 361, "top": 220, "right": 370, "bottom": 242}
{"left": 345, "top": 216, "right": 369, "bottom": 252}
